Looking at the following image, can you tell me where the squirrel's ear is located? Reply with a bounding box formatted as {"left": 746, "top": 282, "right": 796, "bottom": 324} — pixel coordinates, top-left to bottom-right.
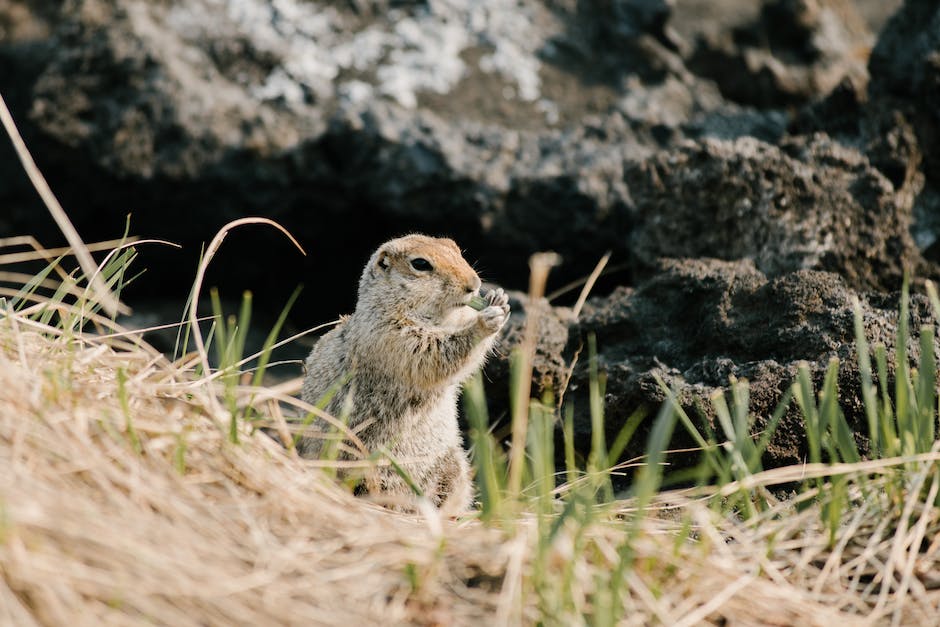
{"left": 376, "top": 250, "right": 390, "bottom": 272}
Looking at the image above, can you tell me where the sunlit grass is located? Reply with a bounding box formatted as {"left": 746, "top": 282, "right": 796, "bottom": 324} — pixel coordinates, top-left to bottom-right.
{"left": 4, "top": 75, "right": 940, "bottom": 623}
{"left": 2, "top": 226, "right": 940, "bottom": 624}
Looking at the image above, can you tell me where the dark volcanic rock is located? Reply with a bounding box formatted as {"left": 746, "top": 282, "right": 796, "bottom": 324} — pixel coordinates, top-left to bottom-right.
{"left": 2, "top": 0, "right": 906, "bottom": 313}
{"left": 687, "top": 0, "right": 874, "bottom": 109}
{"left": 623, "top": 134, "right": 920, "bottom": 291}
{"left": 866, "top": 1, "right": 940, "bottom": 264}
{"left": 489, "top": 259, "right": 934, "bottom": 468}
{"left": 868, "top": 0, "right": 940, "bottom": 167}
{"left": 0, "top": 0, "right": 61, "bottom": 238}
{"left": 479, "top": 291, "right": 575, "bottom": 424}
{"left": 3, "top": 0, "right": 723, "bottom": 315}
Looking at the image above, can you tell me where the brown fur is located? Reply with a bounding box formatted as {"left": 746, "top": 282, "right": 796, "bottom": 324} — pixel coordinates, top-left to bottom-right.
{"left": 300, "top": 235, "right": 510, "bottom": 514}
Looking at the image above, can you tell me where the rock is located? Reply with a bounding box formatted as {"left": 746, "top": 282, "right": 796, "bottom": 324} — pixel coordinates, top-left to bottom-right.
{"left": 1, "top": 0, "right": 735, "bottom": 315}
{"left": 4, "top": 0, "right": 913, "bottom": 313}
{"left": 917, "top": 186, "right": 940, "bottom": 262}
{"left": 0, "top": 0, "right": 56, "bottom": 43}
{"left": 789, "top": 1, "right": 940, "bottom": 268}
{"left": 687, "top": 0, "right": 874, "bottom": 108}
{"left": 0, "top": 0, "right": 61, "bottom": 238}
{"left": 622, "top": 134, "right": 920, "bottom": 291}
{"left": 867, "top": 0, "right": 940, "bottom": 262}
{"left": 490, "top": 259, "right": 934, "bottom": 469}
{"left": 478, "top": 291, "right": 575, "bottom": 425}
{"left": 868, "top": 0, "right": 940, "bottom": 138}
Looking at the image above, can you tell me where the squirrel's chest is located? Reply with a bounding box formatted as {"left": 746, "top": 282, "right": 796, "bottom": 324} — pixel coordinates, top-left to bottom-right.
{"left": 356, "top": 385, "right": 461, "bottom": 452}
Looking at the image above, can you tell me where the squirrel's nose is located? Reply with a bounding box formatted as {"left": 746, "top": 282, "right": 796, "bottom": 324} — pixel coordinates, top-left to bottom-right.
{"left": 466, "top": 277, "right": 481, "bottom": 293}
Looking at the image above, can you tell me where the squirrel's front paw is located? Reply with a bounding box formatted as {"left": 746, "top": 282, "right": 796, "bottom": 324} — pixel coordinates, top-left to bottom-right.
{"left": 478, "top": 288, "right": 510, "bottom": 334}
{"left": 485, "top": 287, "right": 509, "bottom": 309}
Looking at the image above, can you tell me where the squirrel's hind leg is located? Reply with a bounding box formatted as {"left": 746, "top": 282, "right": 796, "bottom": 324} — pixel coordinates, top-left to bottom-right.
{"left": 432, "top": 446, "right": 474, "bottom": 516}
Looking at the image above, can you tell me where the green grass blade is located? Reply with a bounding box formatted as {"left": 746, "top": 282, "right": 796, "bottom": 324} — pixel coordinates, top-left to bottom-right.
{"left": 655, "top": 375, "right": 726, "bottom": 484}
{"left": 563, "top": 404, "right": 578, "bottom": 485}
{"left": 250, "top": 285, "right": 302, "bottom": 388}
{"left": 586, "top": 334, "right": 612, "bottom": 502}
{"left": 586, "top": 335, "right": 608, "bottom": 471}
{"left": 874, "top": 344, "right": 897, "bottom": 455}
{"left": 117, "top": 366, "right": 142, "bottom": 455}
{"left": 853, "top": 298, "right": 881, "bottom": 456}
{"left": 819, "top": 358, "right": 840, "bottom": 442}
{"left": 292, "top": 373, "right": 352, "bottom": 449}
{"left": 210, "top": 287, "right": 228, "bottom": 365}
{"left": 77, "top": 247, "right": 138, "bottom": 325}
{"left": 607, "top": 406, "right": 648, "bottom": 469}
{"left": 794, "top": 363, "right": 821, "bottom": 465}
{"left": 527, "top": 399, "right": 555, "bottom": 517}
{"left": 731, "top": 378, "right": 752, "bottom": 455}
{"left": 463, "top": 372, "right": 505, "bottom": 521}
{"left": 10, "top": 254, "right": 64, "bottom": 311}
{"left": 917, "top": 326, "right": 936, "bottom": 451}
{"left": 896, "top": 275, "right": 914, "bottom": 455}
{"left": 174, "top": 244, "right": 207, "bottom": 362}
{"left": 632, "top": 396, "right": 678, "bottom": 509}
{"left": 711, "top": 389, "right": 736, "bottom": 446}
{"left": 380, "top": 447, "right": 424, "bottom": 497}
{"left": 748, "top": 387, "right": 791, "bottom": 470}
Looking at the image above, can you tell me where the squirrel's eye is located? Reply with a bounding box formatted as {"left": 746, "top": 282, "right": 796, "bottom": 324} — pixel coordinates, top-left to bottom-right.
{"left": 410, "top": 258, "right": 433, "bottom": 272}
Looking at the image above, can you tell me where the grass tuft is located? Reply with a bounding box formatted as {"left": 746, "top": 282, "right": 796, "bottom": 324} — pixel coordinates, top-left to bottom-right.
{"left": 2, "top": 233, "right": 940, "bottom": 623}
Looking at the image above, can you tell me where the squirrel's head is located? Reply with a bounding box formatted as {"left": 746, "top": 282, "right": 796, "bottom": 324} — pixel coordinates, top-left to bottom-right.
{"left": 359, "top": 234, "right": 482, "bottom": 323}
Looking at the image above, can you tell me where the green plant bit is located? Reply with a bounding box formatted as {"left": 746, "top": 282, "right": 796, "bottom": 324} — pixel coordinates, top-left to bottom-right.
{"left": 468, "top": 295, "right": 488, "bottom": 311}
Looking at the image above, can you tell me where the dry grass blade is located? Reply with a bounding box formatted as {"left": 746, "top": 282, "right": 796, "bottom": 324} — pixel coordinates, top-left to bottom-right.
{"left": 3, "top": 304, "right": 940, "bottom": 623}
{"left": 0, "top": 236, "right": 135, "bottom": 266}
{"left": 185, "top": 217, "right": 305, "bottom": 415}
{"left": 506, "top": 252, "right": 561, "bottom": 500}
{"left": 545, "top": 258, "right": 628, "bottom": 303}
{"left": 0, "top": 93, "right": 124, "bottom": 317}
{"left": 571, "top": 250, "right": 611, "bottom": 319}
{"left": 711, "top": 454, "right": 940, "bottom": 495}
{"left": 195, "top": 319, "right": 340, "bottom": 386}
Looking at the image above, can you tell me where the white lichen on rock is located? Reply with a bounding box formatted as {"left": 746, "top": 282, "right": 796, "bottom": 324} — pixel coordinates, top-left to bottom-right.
{"left": 166, "top": 0, "right": 552, "bottom": 110}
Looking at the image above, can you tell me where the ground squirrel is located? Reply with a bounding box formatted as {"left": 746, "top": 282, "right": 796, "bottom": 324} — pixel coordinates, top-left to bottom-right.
{"left": 299, "top": 234, "right": 510, "bottom": 513}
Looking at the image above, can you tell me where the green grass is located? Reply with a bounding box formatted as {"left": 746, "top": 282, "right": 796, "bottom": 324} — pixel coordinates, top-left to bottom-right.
{"left": 3, "top": 85, "right": 939, "bottom": 620}
{"left": 0, "top": 83, "right": 940, "bottom": 625}
{"left": 4, "top": 230, "right": 940, "bottom": 623}
{"left": 457, "top": 270, "right": 940, "bottom": 622}
{"left": 153, "top": 239, "right": 940, "bottom": 622}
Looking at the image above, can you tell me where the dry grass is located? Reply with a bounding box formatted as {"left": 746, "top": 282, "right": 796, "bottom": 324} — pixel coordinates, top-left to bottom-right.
{"left": 1, "top": 94, "right": 938, "bottom": 624}
{"left": 0, "top": 247, "right": 938, "bottom": 626}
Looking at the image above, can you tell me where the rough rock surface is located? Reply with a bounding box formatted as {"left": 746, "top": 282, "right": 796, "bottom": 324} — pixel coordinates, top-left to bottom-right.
{"left": 686, "top": 0, "right": 875, "bottom": 108}
{"left": 1, "top": 0, "right": 936, "bottom": 470}
{"left": 793, "top": 0, "right": 940, "bottom": 266}
{"left": 866, "top": 1, "right": 940, "bottom": 266}
{"left": 622, "top": 133, "right": 918, "bottom": 291}
{"left": 868, "top": 0, "right": 940, "bottom": 179}
{"left": 5, "top": 0, "right": 891, "bottom": 311}
{"left": 486, "top": 259, "right": 933, "bottom": 467}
